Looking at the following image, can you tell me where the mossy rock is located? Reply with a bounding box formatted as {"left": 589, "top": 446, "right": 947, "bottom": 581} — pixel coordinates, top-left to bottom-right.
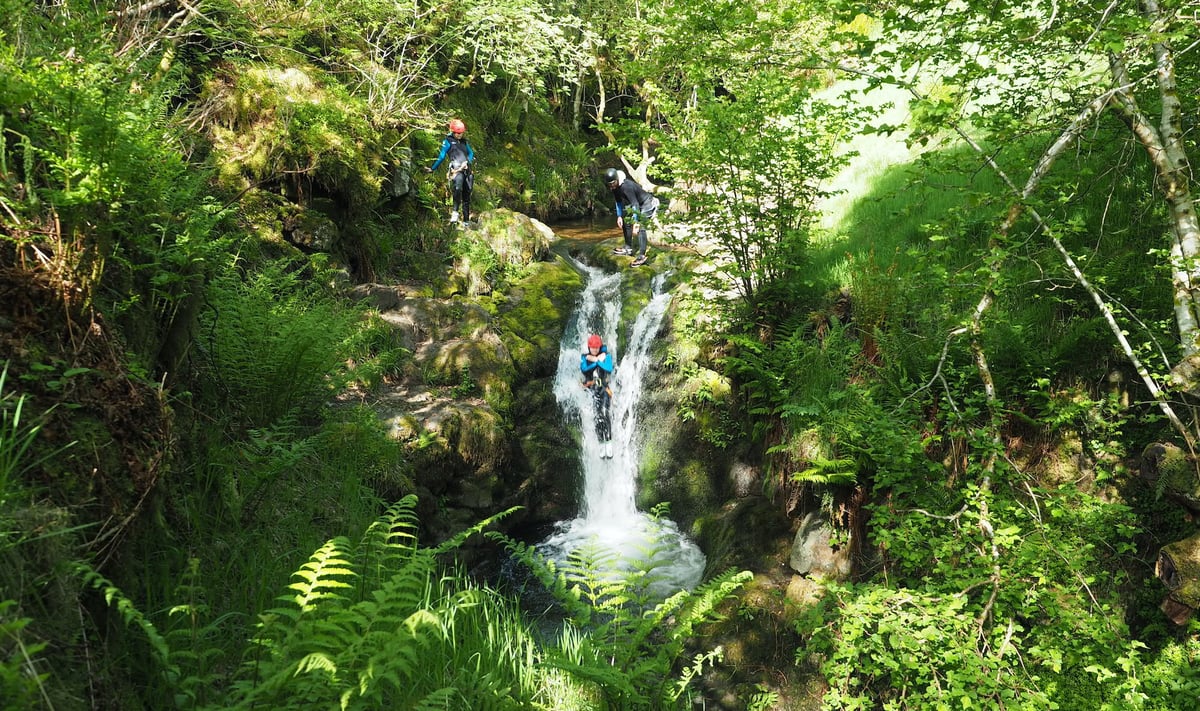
{"left": 1160, "top": 529, "right": 1200, "bottom": 610}
{"left": 506, "top": 379, "right": 584, "bottom": 529}
{"left": 379, "top": 297, "right": 494, "bottom": 352}
{"left": 493, "top": 259, "right": 585, "bottom": 378}
{"left": 1141, "top": 442, "right": 1200, "bottom": 512}
{"left": 201, "top": 61, "right": 382, "bottom": 210}
{"left": 475, "top": 208, "right": 556, "bottom": 264}
{"left": 416, "top": 330, "right": 513, "bottom": 385}
{"left": 387, "top": 399, "right": 509, "bottom": 479}
{"left": 447, "top": 209, "right": 558, "bottom": 296}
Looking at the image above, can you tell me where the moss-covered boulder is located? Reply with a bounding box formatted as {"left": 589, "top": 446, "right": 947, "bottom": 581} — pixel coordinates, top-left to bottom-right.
{"left": 1141, "top": 441, "right": 1200, "bottom": 513}
{"left": 1157, "top": 530, "right": 1200, "bottom": 624}
{"left": 492, "top": 259, "right": 584, "bottom": 378}
{"left": 349, "top": 225, "right": 585, "bottom": 542}
{"left": 199, "top": 61, "right": 382, "bottom": 210}
{"left": 447, "top": 209, "right": 557, "bottom": 296}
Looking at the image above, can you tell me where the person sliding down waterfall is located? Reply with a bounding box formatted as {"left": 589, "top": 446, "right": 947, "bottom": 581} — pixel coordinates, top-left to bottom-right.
{"left": 580, "top": 333, "right": 615, "bottom": 459}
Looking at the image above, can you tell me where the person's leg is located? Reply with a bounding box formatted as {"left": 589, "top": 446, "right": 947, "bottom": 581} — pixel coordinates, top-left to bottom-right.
{"left": 448, "top": 176, "right": 461, "bottom": 221}
{"left": 594, "top": 395, "right": 610, "bottom": 438}
{"left": 631, "top": 205, "right": 656, "bottom": 265}
{"left": 451, "top": 172, "right": 468, "bottom": 220}
{"left": 462, "top": 172, "right": 473, "bottom": 222}
{"left": 596, "top": 395, "right": 613, "bottom": 457}
{"left": 630, "top": 222, "right": 648, "bottom": 265}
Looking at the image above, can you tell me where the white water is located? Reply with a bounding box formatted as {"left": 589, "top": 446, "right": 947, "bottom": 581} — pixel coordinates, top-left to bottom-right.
{"left": 538, "top": 258, "right": 706, "bottom": 598}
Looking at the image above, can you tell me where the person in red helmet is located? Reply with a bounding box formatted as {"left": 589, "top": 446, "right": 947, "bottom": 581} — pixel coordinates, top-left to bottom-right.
{"left": 580, "top": 333, "right": 615, "bottom": 458}
{"left": 426, "top": 118, "right": 476, "bottom": 224}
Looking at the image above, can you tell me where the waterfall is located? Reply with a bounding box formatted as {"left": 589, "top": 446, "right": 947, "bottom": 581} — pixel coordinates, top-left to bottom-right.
{"left": 538, "top": 258, "right": 706, "bottom": 597}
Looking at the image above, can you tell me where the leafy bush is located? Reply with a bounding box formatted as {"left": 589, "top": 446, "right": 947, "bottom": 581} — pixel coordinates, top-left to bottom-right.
{"left": 196, "top": 260, "right": 357, "bottom": 428}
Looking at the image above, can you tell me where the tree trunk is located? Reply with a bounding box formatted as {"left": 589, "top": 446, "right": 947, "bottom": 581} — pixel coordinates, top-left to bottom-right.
{"left": 1111, "top": 1, "right": 1200, "bottom": 382}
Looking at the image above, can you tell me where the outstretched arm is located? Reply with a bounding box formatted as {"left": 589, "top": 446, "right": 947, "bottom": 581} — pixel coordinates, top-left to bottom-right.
{"left": 430, "top": 139, "right": 450, "bottom": 171}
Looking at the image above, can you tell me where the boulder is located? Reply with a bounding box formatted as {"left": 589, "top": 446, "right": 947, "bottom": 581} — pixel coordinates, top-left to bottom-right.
{"left": 789, "top": 511, "right": 853, "bottom": 580}
{"left": 1157, "top": 530, "right": 1200, "bottom": 624}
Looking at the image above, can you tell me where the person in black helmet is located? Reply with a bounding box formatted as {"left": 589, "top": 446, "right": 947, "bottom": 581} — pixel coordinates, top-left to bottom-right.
{"left": 603, "top": 168, "right": 659, "bottom": 267}
{"left": 604, "top": 169, "right": 636, "bottom": 256}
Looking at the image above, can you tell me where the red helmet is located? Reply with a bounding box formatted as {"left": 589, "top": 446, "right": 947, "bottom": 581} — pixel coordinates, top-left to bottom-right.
{"left": 448, "top": 119, "right": 466, "bottom": 134}
{"left": 587, "top": 334, "right": 602, "bottom": 349}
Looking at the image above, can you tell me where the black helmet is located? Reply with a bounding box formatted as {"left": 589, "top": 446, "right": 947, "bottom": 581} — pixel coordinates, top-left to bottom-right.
{"left": 603, "top": 168, "right": 619, "bottom": 185}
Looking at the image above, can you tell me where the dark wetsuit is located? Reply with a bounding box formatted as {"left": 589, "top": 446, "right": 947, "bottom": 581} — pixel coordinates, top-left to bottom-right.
{"left": 430, "top": 133, "right": 475, "bottom": 220}
{"left": 610, "top": 176, "right": 659, "bottom": 258}
{"left": 580, "top": 345, "right": 614, "bottom": 442}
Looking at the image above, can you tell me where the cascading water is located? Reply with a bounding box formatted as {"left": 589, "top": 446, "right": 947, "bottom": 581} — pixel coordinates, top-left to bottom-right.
{"left": 538, "top": 257, "right": 706, "bottom": 597}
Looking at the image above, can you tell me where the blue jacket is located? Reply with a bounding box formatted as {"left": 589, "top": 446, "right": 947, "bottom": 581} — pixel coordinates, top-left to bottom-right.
{"left": 580, "top": 345, "right": 614, "bottom": 384}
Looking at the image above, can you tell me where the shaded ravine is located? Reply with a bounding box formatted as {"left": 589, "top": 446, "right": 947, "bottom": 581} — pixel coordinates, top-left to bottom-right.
{"left": 537, "top": 255, "right": 705, "bottom": 597}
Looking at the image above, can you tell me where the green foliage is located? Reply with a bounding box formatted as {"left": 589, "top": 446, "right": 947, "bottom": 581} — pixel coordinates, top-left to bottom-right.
{"left": 216, "top": 502, "right": 556, "bottom": 706}
{"left": 340, "top": 310, "right": 412, "bottom": 392}
{"left": 496, "top": 531, "right": 752, "bottom": 709}
{"left": 789, "top": 456, "right": 857, "bottom": 486}
{"left": 93, "top": 499, "right": 560, "bottom": 710}
{"left": 675, "top": 363, "right": 741, "bottom": 450}
{"left": 450, "top": 227, "right": 503, "bottom": 290}
{"left": 800, "top": 584, "right": 1060, "bottom": 709}
{"left": 0, "top": 365, "right": 52, "bottom": 504}
{"left": 0, "top": 600, "right": 46, "bottom": 711}
{"left": 0, "top": 9, "right": 232, "bottom": 364}
{"left": 663, "top": 76, "right": 850, "bottom": 306}
{"left": 77, "top": 563, "right": 178, "bottom": 686}
{"left": 197, "top": 260, "right": 358, "bottom": 428}
{"left": 204, "top": 61, "right": 382, "bottom": 210}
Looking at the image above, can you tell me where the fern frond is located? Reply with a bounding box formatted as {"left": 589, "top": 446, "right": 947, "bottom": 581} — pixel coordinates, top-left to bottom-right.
{"left": 284, "top": 537, "right": 356, "bottom": 613}
{"left": 75, "top": 563, "right": 177, "bottom": 680}
{"left": 412, "top": 687, "right": 458, "bottom": 710}
{"left": 357, "top": 495, "right": 421, "bottom": 584}
{"left": 789, "top": 456, "right": 858, "bottom": 485}
{"left": 432, "top": 505, "right": 520, "bottom": 555}
{"left": 485, "top": 533, "right": 592, "bottom": 623}
{"left": 539, "top": 655, "right": 639, "bottom": 699}
{"left": 665, "top": 569, "right": 753, "bottom": 642}
{"left": 294, "top": 652, "right": 338, "bottom": 677}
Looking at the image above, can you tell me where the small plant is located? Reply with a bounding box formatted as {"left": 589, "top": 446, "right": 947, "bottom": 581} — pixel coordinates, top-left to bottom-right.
{"left": 1, "top": 363, "right": 73, "bottom": 509}
{"left": 0, "top": 601, "right": 47, "bottom": 710}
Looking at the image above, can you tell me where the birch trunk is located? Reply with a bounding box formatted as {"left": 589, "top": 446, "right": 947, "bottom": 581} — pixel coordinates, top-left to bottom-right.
{"left": 1112, "top": 1, "right": 1200, "bottom": 382}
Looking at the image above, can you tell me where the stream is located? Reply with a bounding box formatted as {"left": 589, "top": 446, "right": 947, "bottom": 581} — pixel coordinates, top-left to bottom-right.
{"left": 534, "top": 239, "right": 706, "bottom": 598}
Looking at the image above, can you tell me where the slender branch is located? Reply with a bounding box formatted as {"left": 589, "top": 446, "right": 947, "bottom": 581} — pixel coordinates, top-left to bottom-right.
{"left": 835, "top": 58, "right": 1196, "bottom": 451}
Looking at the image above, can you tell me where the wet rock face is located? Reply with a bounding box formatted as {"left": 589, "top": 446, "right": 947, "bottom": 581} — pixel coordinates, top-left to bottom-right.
{"left": 345, "top": 212, "right": 583, "bottom": 542}
{"left": 789, "top": 511, "right": 853, "bottom": 580}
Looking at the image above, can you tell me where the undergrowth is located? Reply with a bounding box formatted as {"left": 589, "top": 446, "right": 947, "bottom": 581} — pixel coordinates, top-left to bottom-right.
{"left": 83, "top": 496, "right": 750, "bottom": 710}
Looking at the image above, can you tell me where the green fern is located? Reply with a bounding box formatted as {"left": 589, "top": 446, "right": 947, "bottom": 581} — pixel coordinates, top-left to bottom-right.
{"left": 86, "top": 498, "right": 742, "bottom": 710}
{"left": 0, "top": 600, "right": 48, "bottom": 710}
{"left": 76, "top": 564, "right": 179, "bottom": 685}
{"left": 492, "top": 529, "right": 753, "bottom": 709}
{"left": 787, "top": 455, "right": 859, "bottom": 486}
{"left": 216, "top": 498, "right": 539, "bottom": 710}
